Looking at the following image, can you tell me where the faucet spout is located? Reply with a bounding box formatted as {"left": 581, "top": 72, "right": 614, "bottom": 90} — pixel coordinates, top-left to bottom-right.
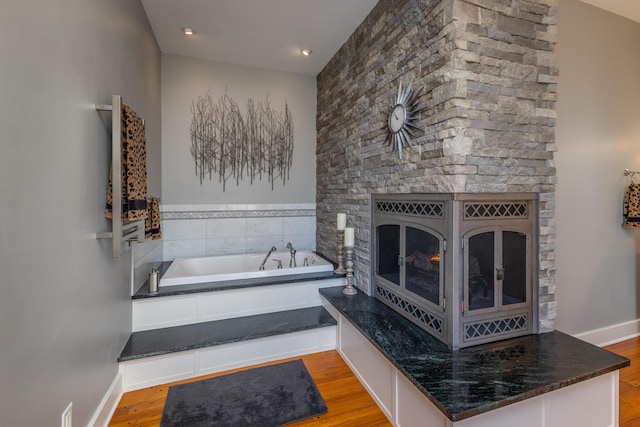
{"left": 286, "top": 242, "right": 297, "bottom": 267}
{"left": 259, "top": 246, "right": 277, "bottom": 270}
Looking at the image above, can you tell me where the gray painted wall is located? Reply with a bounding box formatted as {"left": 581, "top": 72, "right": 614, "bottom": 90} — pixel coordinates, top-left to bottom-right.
{"left": 556, "top": 0, "right": 640, "bottom": 335}
{"left": 1, "top": 1, "right": 639, "bottom": 425}
{"left": 0, "top": 0, "right": 161, "bottom": 425}
{"left": 161, "top": 54, "right": 317, "bottom": 204}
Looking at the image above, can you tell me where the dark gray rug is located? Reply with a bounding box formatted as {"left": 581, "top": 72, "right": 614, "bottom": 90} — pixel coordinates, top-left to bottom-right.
{"left": 160, "top": 359, "right": 328, "bottom": 427}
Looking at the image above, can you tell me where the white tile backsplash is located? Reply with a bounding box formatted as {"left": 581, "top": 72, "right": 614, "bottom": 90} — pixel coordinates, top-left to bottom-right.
{"left": 284, "top": 216, "right": 316, "bottom": 232}
{"left": 162, "top": 219, "right": 206, "bottom": 240}
{"left": 246, "top": 217, "right": 285, "bottom": 237}
{"left": 206, "top": 237, "right": 247, "bottom": 256}
{"left": 283, "top": 233, "right": 316, "bottom": 251}
{"left": 245, "top": 203, "right": 314, "bottom": 211}
{"left": 131, "top": 238, "right": 163, "bottom": 294}
{"left": 206, "top": 218, "right": 247, "bottom": 239}
{"left": 246, "top": 235, "right": 285, "bottom": 253}
{"left": 163, "top": 239, "right": 207, "bottom": 260}
{"left": 162, "top": 203, "right": 316, "bottom": 261}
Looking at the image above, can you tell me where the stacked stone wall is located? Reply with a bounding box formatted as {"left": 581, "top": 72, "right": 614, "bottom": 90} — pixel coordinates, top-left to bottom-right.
{"left": 316, "top": 0, "right": 557, "bottom": 331}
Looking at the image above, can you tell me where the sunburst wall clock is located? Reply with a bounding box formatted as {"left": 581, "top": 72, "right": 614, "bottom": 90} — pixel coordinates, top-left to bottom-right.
{"left": 385, "top": 78, "right": 422, "bottom": 159}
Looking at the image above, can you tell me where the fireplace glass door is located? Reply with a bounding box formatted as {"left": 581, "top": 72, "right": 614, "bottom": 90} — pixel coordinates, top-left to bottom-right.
{"left": 464, "top": 228, "right": 528, "bottom": 313}
{"left": 376, "top": 224, "right": 400, "bottom": 286}
{"left": 375, "top": 222, "right": 444, "bottom": 309}
{"left": 405, "top": 226, "right": 442, "bottom": 306}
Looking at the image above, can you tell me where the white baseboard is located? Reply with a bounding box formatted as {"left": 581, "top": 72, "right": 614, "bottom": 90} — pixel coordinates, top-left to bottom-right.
{"left": 88, "top": 372, "right": 123, "bottom": 427}
{"left": 573, "top": 318, "right": 640, "bottom": 347}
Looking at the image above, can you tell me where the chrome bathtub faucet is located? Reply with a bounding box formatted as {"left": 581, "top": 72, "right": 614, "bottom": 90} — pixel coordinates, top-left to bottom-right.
{"left": 286, "top": 242, "right": 296, "bottom": 267}
{"left": 259, "top": 246, "right": 277, "bottom": 270}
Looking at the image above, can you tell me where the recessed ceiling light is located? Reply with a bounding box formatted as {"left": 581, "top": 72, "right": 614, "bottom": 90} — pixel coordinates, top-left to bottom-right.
{"left": 182, "top": 27, "right": 194, "bottom": 35}
{"left": 301, "top": 49, "right": 312, "bottom": 56}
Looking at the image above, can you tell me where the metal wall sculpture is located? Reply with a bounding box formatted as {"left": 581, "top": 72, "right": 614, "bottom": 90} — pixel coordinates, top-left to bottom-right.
{"left": 190, "top": 89, "right": 294, "bottom": 190}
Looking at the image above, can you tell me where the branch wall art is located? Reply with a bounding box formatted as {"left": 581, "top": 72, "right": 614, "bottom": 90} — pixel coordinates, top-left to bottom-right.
{"left": 190, "top": 89, "right": 294, "bottom": 190}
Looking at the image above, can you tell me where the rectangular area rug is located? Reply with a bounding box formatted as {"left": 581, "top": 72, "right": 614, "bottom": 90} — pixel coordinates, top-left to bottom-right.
{"left": 160, "top": 359, "right": 328, "bottom": 426}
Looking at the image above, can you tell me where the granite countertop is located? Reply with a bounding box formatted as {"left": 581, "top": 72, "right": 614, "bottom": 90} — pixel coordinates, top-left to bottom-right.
{"left": 319, "top": 286, "right": 630, "bottom": 422}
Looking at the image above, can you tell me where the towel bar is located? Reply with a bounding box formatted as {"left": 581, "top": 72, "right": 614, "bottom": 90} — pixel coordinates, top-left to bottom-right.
{"left": 95, "top": 95, "right": 145, "bottom": 257}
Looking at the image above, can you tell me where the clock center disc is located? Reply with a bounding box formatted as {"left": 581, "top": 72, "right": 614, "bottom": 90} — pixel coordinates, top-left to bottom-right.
{"left": 389, "top": 104, "right": 406, "bottom": 133}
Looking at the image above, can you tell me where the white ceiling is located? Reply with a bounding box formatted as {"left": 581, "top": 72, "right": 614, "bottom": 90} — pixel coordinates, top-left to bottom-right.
{"left": 141, "top": 0, "right": 640, "bottom": 78}
{"left": 141, "top": 0, "right": 379, "bottom": 77}
{"left": 580, "top": 0, "right": 640, "bottom": 24}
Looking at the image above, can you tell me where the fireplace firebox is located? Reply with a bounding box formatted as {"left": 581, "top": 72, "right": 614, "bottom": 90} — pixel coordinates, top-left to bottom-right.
{"left": 372, "top": 193, "right": 538, "bottom": 349}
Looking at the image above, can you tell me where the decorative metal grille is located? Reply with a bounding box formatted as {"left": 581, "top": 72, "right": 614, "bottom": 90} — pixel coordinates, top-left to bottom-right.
{"left": 464, "top": 202, "right": 527, "bottom": 219}
{"left": 464, "top": 314, "right": 528, "bottom": 342}
{"left": 376, "top": 285, "right": 444, "bottom": 337}
{"left": 375, "top": 201, "right": 444, "bottom": 218}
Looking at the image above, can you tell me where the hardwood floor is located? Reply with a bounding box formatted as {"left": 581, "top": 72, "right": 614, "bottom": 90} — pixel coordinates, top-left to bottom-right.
{"left": 110, "top": 339, "right": 640, "bottom": 426}
{"left": 108, "top": 350, "right": 392, "bottom": 427}
{"left": 605, "top": 337, "right": 640, "bottom": 427}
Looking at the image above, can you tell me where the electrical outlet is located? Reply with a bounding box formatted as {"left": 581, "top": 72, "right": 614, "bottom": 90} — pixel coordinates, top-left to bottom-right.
{"left": 61, "top": 402, "right": 72, "bottom": 427}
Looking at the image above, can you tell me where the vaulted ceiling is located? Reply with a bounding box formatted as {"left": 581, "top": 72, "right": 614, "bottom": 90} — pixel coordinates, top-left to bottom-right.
{"left": 141, "top": 0, "right": 640, "bottom": 77}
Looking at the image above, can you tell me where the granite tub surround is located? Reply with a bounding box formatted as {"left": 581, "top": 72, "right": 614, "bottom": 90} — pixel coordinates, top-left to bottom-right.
{"left": 119, "top": 306, "right": 336, "bottom": 362}
{"left": 134, "top": 254, "right": 344, "bottom": 299}
{"left": 161, "top": 203, "right": 316, "bottom": 261}
{"left": 320, "top": 287, "right": 628, "bottom": 422}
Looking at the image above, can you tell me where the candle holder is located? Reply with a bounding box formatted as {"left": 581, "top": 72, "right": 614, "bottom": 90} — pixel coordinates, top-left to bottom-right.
{"left": 343, "top": 246, "right": 357, "bottom": 295}
{"left": 334, "top": 230, "right": 347, "bottom": 274}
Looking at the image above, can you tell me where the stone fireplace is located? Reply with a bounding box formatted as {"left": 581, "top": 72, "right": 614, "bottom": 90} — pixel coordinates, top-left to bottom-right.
{"left": 372, "top": 193, "right": 537, "bottom": 348}
{"left": 316, "top": 0, "right": 558, "bottom": 337}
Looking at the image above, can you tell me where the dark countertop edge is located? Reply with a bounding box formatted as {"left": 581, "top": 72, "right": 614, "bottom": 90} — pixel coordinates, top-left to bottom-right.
{"left": 118, "top": 314, "right": 338, "bottom": 362}
{"left": 117, "top": 326, "right": 331, "bottom": 362}
{"left": 447, "top": 362, "right": 628, "bottom": 421}
{"left": 133, "top": 252, "right": 343, "bottom": 299}
{"left": 320, "top": 287, "right": 630, "bottom": 422}
{"left": 445, "top": 361, "right": 628, "bottom": 421}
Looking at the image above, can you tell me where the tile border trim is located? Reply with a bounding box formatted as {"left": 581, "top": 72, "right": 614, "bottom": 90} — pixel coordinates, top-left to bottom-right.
{"left": 161, "top": 206, "right": 316, "bottom": 221}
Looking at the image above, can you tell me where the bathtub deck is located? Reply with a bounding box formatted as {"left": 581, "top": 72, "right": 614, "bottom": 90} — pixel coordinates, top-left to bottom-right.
{"left": 119, "top": 305, "right": 336, "bottom": 362}
{"left": 133, "top": 261, "right": 344, "bottom": 299}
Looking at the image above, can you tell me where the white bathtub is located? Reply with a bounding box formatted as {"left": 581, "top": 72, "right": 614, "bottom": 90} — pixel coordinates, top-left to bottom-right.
{"left": 159, "top": 250, "right": 334, "bottom": 287}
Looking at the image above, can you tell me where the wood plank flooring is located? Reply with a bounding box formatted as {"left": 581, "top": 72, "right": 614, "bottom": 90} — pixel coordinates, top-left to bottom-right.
{"left": 605, "top": 337, "right": 640, "bottom": 427}
{"left": 108, "top": 350, "right": 392, "bottom": 427}
{"left": 110, "top": 339, "right": 640, "bottom": 426}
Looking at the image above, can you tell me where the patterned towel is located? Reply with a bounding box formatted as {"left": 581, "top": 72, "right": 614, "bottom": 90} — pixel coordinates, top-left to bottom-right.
{"left": 623, "top": 183, "right": 640, "bottom": 228}
{"left": 145, "top": 196, "right": 162, "bottom": 240}
{"left": 106, "top": 103, "right": 148, "bottom": 220}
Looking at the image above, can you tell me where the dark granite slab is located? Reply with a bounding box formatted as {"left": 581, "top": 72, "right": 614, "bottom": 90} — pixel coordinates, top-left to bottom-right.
{"left": 319, "top": 286, "right": 629, "bottom": 422}
{"left": 134, "top": 254, "right": 344, "bottom": 300}
{"left": 118, "top": 306, "right": 336, "bottom": 362}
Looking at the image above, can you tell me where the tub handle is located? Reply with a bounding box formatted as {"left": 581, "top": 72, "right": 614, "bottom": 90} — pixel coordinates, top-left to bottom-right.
{"left": 273, "top": 259, "right": 283, "bottom": 269}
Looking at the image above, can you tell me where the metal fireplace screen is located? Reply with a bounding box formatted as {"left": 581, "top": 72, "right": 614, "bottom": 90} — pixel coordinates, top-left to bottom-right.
{"left": 372, "top": 193, "right": 537, "bottom": 349}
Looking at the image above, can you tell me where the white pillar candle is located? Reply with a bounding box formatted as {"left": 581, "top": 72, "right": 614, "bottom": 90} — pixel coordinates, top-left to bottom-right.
{"left": 344, "top": 227, "right": 355, "bottom": 247}
{"left": 337, "top": 213, "right": 347, "bottom": 231}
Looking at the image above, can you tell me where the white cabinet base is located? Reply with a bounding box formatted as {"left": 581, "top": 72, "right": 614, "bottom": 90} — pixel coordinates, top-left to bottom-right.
{"left": 329, "top": 302, "right": 620, "bottom": 427}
